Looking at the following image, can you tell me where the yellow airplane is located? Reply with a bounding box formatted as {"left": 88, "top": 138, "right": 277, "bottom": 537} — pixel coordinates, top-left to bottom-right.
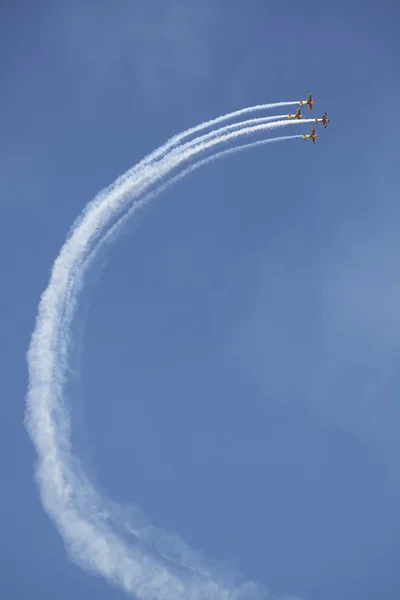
{"left": 288, "top": 107, "right": 303, "bottom": 120}
{"left": 299, "top": 93, "right": 316, "bottom": 111}
{"left": 302, "top": 127, "right": 318, "bottom": 144}
{"left": 314, "top": 112, "right": 329, "bottom": 128}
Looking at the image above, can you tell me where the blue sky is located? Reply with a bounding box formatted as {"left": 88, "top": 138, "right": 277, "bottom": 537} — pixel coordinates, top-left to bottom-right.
{"left": 1, "top": 1, "right": 400, "bottom": 599}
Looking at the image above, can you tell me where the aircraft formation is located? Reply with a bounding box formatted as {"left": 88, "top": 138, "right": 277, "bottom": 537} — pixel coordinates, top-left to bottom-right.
{"left": 287, "top": 94, "right": 329, "bottom": 144}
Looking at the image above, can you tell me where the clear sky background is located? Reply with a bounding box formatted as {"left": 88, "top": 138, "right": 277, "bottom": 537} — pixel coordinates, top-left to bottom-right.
{"left": 1, "top": 1, "right": 400, "bottom": 599}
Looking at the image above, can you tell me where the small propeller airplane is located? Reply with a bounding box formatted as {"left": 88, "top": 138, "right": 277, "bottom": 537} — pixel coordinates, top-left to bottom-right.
{"left": 314, "top": 112, "right": 329, "bottom": 128}
{"left": 288, "top": 107, "right": 303, "bottom": 120}
{"left": 299, "top": 93, "right": 316, "bottom": 111}
{"left": 302, "top": 127, "right": 318, "bottom": 144}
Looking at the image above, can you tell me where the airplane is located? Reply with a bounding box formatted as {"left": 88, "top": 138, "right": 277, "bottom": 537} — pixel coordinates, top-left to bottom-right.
{"left": 299, "top": 94, "right": 316, "bottom": 111}
{"left": 314, "top": 112, "right": 329, "bottom": 128}
{"left": 302, "top": 127, "right": 318, "bottom": 144}
{"left": 288, "top": 107, "right": 303, "bottom": 120}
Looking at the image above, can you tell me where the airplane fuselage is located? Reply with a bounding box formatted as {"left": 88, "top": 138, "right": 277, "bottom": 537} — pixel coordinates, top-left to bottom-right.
{"left": 315, "top": 113, "right": 328, "bottom": 128}
{"left": 302, "top": 133, "right": 317, "bottom": 143}
{"left": 300, "top": 100, "right": 315, "bottom": 107}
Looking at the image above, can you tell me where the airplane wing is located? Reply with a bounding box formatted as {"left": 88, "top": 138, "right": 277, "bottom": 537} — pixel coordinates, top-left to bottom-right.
{"left": 312, "top": 137, "right": 315, "bottom": 144}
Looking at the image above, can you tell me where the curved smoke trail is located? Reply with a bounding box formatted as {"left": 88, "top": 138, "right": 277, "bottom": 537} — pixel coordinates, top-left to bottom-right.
{"left": 25, "top": 108, "right": 309, "bottom": 600}
{"left": 122, "top": 100, "right": 299, "bottom": 172}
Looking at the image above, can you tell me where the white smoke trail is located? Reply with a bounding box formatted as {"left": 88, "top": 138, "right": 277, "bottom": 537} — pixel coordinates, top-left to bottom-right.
{"left": 73, "top": 116, "right": 314, "bottom": 242}
{"left": 25, "top": 113, "right": 308, "bottom": 600}
{"left": 132, "top": 100, "right": 299, "bottom": 169}
{"left": 70, "top": 109, "right": 297, "bottom": 235}
{"left": 82, "top": 133, "right": 303, "bottom": 279}
{"left": 165, "top": 100, "right": 298, "bottom": 146}
{"left": 129, "top": 114, "right": 287, "bottom": 186}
